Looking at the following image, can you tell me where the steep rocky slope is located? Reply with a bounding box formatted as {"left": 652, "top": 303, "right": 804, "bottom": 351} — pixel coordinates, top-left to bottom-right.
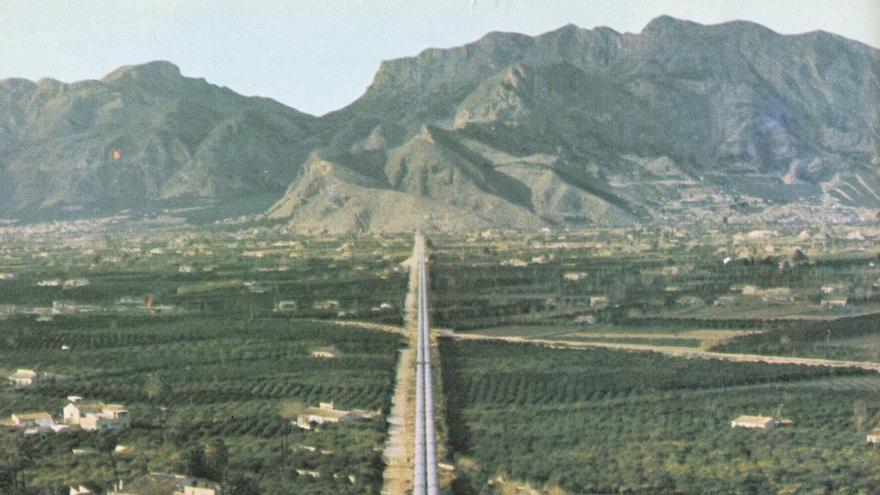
{"left": 268, "top": 16, "right": 880, "bottom": 232}
{"left": 0, "top": 61, "right": 318, "bottom": 218}
{"left": 2, "top": 16, "right": 879, "bottom": 231}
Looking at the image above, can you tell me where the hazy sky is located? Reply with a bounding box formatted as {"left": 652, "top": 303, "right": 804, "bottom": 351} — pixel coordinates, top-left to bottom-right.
{"left": 1, "top": 0, "right": 878, "bottom": 115}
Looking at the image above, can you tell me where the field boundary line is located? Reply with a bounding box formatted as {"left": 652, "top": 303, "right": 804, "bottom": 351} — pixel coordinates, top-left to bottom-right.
{"left": 447, "top": 332, "right": 880, "bottom": 372}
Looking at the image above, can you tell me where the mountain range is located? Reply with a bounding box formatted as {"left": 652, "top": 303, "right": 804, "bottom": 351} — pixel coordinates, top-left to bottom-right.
{"left": 2, "top": 16, "right": 879, "bottom": 231}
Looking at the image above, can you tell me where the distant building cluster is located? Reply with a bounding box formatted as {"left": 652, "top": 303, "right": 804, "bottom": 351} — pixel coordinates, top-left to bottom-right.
{"left": 64, "top": 398, "right": 130, "bottom": 431}
{"left": 2, "top": 384, "right": 129, "bottom": 435}
{"left": 107, "top": 473, "right": 221, "bottom": 495}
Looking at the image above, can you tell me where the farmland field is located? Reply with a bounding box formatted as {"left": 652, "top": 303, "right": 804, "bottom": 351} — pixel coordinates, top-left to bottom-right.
{"left": 0, "top": 315, "right": 403, "bottom": 494}
{"left": 440, "top": 339, "right": 880, "bottom": 495}
{"left": 713, "top": 313, "right": 880, "bottom": 362}
{"left": 429, "top": 230, "right": 880, "bottom": 340}
{"left": 3, "top": 225, "right": 880, "bottom": 493}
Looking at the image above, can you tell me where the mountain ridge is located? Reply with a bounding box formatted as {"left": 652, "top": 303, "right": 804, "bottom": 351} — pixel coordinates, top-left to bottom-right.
{"left": 0, "top": 60, "right": 320, "bottom": 219}
{"left": 1, "top": 16, "right": 878, "bottom": 230}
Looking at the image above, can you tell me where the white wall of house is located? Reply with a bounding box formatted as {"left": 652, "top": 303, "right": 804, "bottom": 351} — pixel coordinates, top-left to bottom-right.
{"left": 63, "top": 403, "right": 82, "bottom": 424}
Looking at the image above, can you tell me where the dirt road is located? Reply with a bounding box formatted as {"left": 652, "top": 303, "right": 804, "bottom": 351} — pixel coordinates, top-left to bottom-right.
{"left": 446, "top": 331, "right": 880, "bottom": 372}
{"left": 380, "top": 242, "right": 420, "bottom": 495}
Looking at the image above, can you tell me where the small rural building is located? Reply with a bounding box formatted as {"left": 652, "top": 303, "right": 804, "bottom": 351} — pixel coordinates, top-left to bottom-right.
{"left": 245, "top": 282, "right": 269, "bottom": 294}
{"left": 313, "top": 300, "right": 340, "bottom": 310}
{"left": 820, "top": 297, "right": 848, "bottom": 309}
{"left": 741, "top": 285, "right": 759, "bottom": 296}
{"left": 590, "top": 296, "right": 609, "bottom": 309}
{"left": 730, "top": 415, "right": 791, "bottom": 429}
{"left": 64, "top": 400, "right": 91, "bottom": 423}
{"left": 574, "top": 315, "right": 596, "bottom": 325}
{"left": 109, "top": 473, "right": 220, "bottom": 495}
{"left": 64, "top": 400, "right": 130, "bottom": 431}
{"left": 761, "top": 288, "right": 792, "bottom": 304}
{"left": 69, "top": 486, "right": 93, "bottom": 495}
{"left": 62, "top": 278, "right": 90, "bottom": 289}
{"left": 867, "top": 428, "right": 880, "bottom": 444}
{"left": 311, "top": 348, "right": 337, "bottom": 359}
{"left": 295, "top": 402, "right": 380, "bottom": 430}
{"left": 662, "top": 266, "right": 680, "bottom": 276}
{"left": 11, "top": 412, "right": 55, "bottom": 429}
{"left": 296, "top": 469, "right": 321, "bottom": 479}
{"left": 714, "top": 295, "right": 740, "bottom": 307}
{"left": 9, "top": 369, "right": 38, "bottom": 387}
{"left": 275, "top": 300, "right": 298, "bottom": 312}
{"left": 821, "top": 284, "right": 850, "bottom": 295}
{"left": 371, "top": 303, "right": 393, "bottom": 313}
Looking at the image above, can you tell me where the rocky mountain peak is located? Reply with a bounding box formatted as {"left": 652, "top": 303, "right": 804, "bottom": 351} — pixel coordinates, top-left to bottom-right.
{"left": 1, "top": 18, "right": 878, "bottom": 231}
{"left": 642, "top": 15, "right": 699, "bottom": 33}
{"left": 101, "top": 60, "right": 185, "bottom": 89}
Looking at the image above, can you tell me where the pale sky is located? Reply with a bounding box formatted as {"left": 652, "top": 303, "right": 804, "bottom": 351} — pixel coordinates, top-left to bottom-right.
{"left": 0, "top": 0, "right": 877, "bottom": 116}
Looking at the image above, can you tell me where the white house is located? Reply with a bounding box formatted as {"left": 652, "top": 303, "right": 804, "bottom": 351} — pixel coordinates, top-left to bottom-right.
{"left": 590, "top": 296, "right": 609, "bottom": 309}
{"left": 311, "top": 348, "right": 337, "bottom": 359}
{"left": 11, "top": 412, "right": 55, "bottom": 429}
{"left": 821, "top": 284, "right": 850, "bottom": 295}
{"left": 730, "top": 415, "right": 792, "bottom": 429}
{"left": 296, "top": 469, "right": 321, "bottom": 479}
{"left": 108, "top": 473, "right": 221, "bottom": 495}
{"left": 64, "top": 400, "right": 130, "bottom": 431}
{"left": 761, "top": 288, "right": 793, "bottom": 304}
{"left": 179, "top": 483, "right": 221, "bottom": 495}
{"left": 9, "top": 369, "right": 38, "bottom": 387}
{"left": 275, "top": 300, "right": 298, "bottom": 312}
{"left": 574, "top": 315, "right": 596, "bottom": 325}
{"left": 313, "top": 300, "right": 340, "bottom": 310}
{"left": 62, "top": 278, "right": 90, "bottom": 289}
{"left": 867, "top": 428, "right": 880, "bottom": 444}
{"left": 714, "top": 295, "right": 740, "bottom": 307}
{"left": 70, "top": 486, "right": 93, "bottom": 495}
{"left": 820, "top": 297, "right": 848, "bottom": 309}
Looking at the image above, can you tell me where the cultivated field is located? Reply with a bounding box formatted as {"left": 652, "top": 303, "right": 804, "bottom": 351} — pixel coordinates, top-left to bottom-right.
{"left": 441, "top": 340, "right": 880, "bottom": 495}
{"left": 0, "top": 316, "right": 403, "bottom": 493}
{"left": 0, "top": 229, "right": 411, "bottom": 494}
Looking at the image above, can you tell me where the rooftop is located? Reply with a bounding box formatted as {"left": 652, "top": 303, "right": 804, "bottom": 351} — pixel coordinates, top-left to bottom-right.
{"left": 13, "top": 412, "right": 52, "bottom": 420}
{"left": 303, "top": 407, "right": 351, "bottom": 420}
{"left": 10, "top": 369, "right": 37, "bottom": 378}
